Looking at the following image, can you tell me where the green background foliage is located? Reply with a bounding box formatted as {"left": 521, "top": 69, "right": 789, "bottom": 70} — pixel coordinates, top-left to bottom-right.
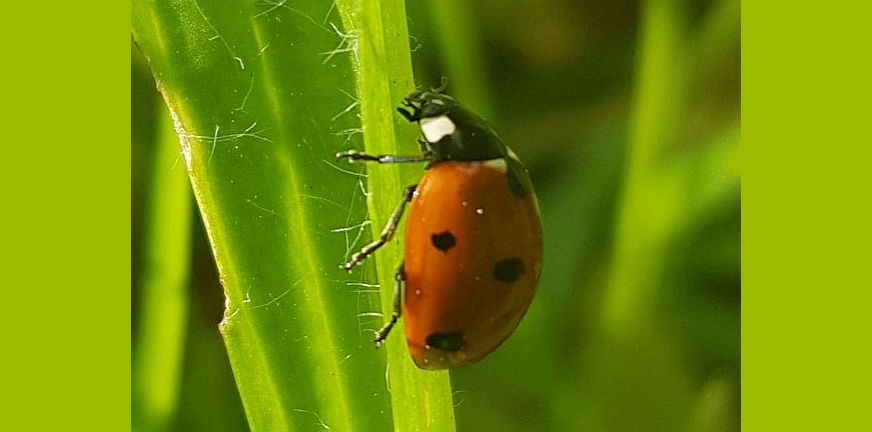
{"left": 132, "top": 0, "right": 739, "bottom": 430}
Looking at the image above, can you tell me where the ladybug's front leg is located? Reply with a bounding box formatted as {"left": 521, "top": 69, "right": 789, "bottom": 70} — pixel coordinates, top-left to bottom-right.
{"left": 341, "top": 184, "right": 417, "bottom": 271}
{"left": 416, "top": 138, "right": 429, "bottom": 154}
{"left": 336, "top": 149, "right": 430, "bottom": 164}
{"left": 374, "top": 262, "right": 404, "bottom": 347}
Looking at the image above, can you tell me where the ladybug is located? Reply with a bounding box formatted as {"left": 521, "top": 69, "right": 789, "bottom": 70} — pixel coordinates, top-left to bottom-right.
{"left": 337, "top": 88, "right": 542, "bottom": 369}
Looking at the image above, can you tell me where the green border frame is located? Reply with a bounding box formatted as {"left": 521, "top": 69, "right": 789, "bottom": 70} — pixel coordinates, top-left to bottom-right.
{"left": 743, "top": 2, "right": 872, "bottom": 430}
{"left": 4, "top": 2, "right": 872, "bottom": 431}
{"left": 1, "top": 2, "right": 130, "bottom": 431}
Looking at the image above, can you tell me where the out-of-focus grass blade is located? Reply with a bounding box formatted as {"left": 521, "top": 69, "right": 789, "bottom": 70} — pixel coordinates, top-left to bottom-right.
{"left": 133, "top": 1, "right": 395, "bottom": 430}
{"left": 604, "top": 0, "right": 689, "bottom": 333}
{"left": 687, "top": 377, "right": 739, "bottom": 432}
{"left": 591, "top": 1, "right": 696, "bottom": 430}
{"left": 132, "top": 69, "right": 193, "bottom": 432}
{"left": 424, "top": 0, "right": 494, "bottom": 118}
{"left": 336, "top": 0, "right": 457, "bottom": 430}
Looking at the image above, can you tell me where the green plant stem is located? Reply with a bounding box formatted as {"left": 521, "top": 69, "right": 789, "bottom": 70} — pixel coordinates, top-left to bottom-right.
{"left": 337, "top": 0, "right": 457, "bottom": 430}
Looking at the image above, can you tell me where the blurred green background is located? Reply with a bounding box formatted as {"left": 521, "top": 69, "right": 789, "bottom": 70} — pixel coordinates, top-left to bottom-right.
{"left": 132, "top": 0, "right": 739, "bottom": 430}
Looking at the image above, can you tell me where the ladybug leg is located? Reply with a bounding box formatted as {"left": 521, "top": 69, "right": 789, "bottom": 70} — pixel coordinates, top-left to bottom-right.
{"left": 374, "top": 262, "right": 404, "bottom": 347}
{"left": 341, "top": 185, "right": 417, "bottom": 271}
{"left": 417, "top": 138, "right": 428, "bottom": 154}
{"left": 397, "top": 103, "right": 419, "bottom": 122}
{"left": 336, "top": 149, "right": 430, "bottom": 164}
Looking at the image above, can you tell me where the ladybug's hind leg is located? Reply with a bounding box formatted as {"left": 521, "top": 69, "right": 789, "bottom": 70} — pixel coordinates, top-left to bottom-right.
{"left": 341, "top": 185, "right": 417, "bottom": 271}
{"left": 374, "top": 262, "right": 404, "bottom": 347}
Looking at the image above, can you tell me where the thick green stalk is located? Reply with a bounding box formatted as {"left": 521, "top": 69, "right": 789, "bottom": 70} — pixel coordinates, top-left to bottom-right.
{"left": 336, "top": 0, "right": 457, "bottom": 430}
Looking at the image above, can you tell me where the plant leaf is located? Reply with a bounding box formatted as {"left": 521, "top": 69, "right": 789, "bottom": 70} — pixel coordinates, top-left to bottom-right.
{"left": 133, "top": 1, "right": 396, "bottom": 430}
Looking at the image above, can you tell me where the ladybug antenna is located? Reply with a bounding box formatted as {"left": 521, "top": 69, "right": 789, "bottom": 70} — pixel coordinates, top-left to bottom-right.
{"left": 431, "top": 77, "right": 449, "bottom": 93}
{"left": 398, "top": 90, "right": 427, "bottom": 122}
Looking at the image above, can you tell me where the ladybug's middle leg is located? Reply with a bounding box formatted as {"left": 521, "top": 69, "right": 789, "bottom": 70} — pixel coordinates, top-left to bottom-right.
{"left": 341, "top": 184, "right": 417, "bottom": 271}
{"left": 374, "top": 261, "right": 404, "bottom": 346}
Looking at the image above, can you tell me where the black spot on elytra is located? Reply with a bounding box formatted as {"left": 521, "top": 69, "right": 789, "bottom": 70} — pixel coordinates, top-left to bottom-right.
{"left": 506, "top": 157, "right": 532, "bottom": 198}
{"left": 426, "top": 332, "right": 465, "bottom": 352}
{"left": 431, "top": 231, "right": 456, "bottom": 252}
{"left": 493, "top": 257, "right": 525, "bottom": 283}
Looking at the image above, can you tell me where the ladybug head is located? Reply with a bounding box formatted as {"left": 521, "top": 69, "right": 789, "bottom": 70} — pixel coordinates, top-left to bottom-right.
{"left": 398, "top": 86, "right": 507, "bottom": 162}
{"left": 397, "top": 88, "right": 458, "bottom": 123}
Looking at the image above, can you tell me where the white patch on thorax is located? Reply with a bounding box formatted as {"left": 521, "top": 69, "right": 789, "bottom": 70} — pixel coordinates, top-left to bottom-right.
{"left": 482, "top": 157, "right": 507, "bottom": 173}
{"left": 419, "top": 115, "right": 456, "bottom": 143}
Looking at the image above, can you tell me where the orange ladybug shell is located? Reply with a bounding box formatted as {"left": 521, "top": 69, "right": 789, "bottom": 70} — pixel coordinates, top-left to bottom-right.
{"left": 402, "top": 158, "right": 542, "bottom": 369}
